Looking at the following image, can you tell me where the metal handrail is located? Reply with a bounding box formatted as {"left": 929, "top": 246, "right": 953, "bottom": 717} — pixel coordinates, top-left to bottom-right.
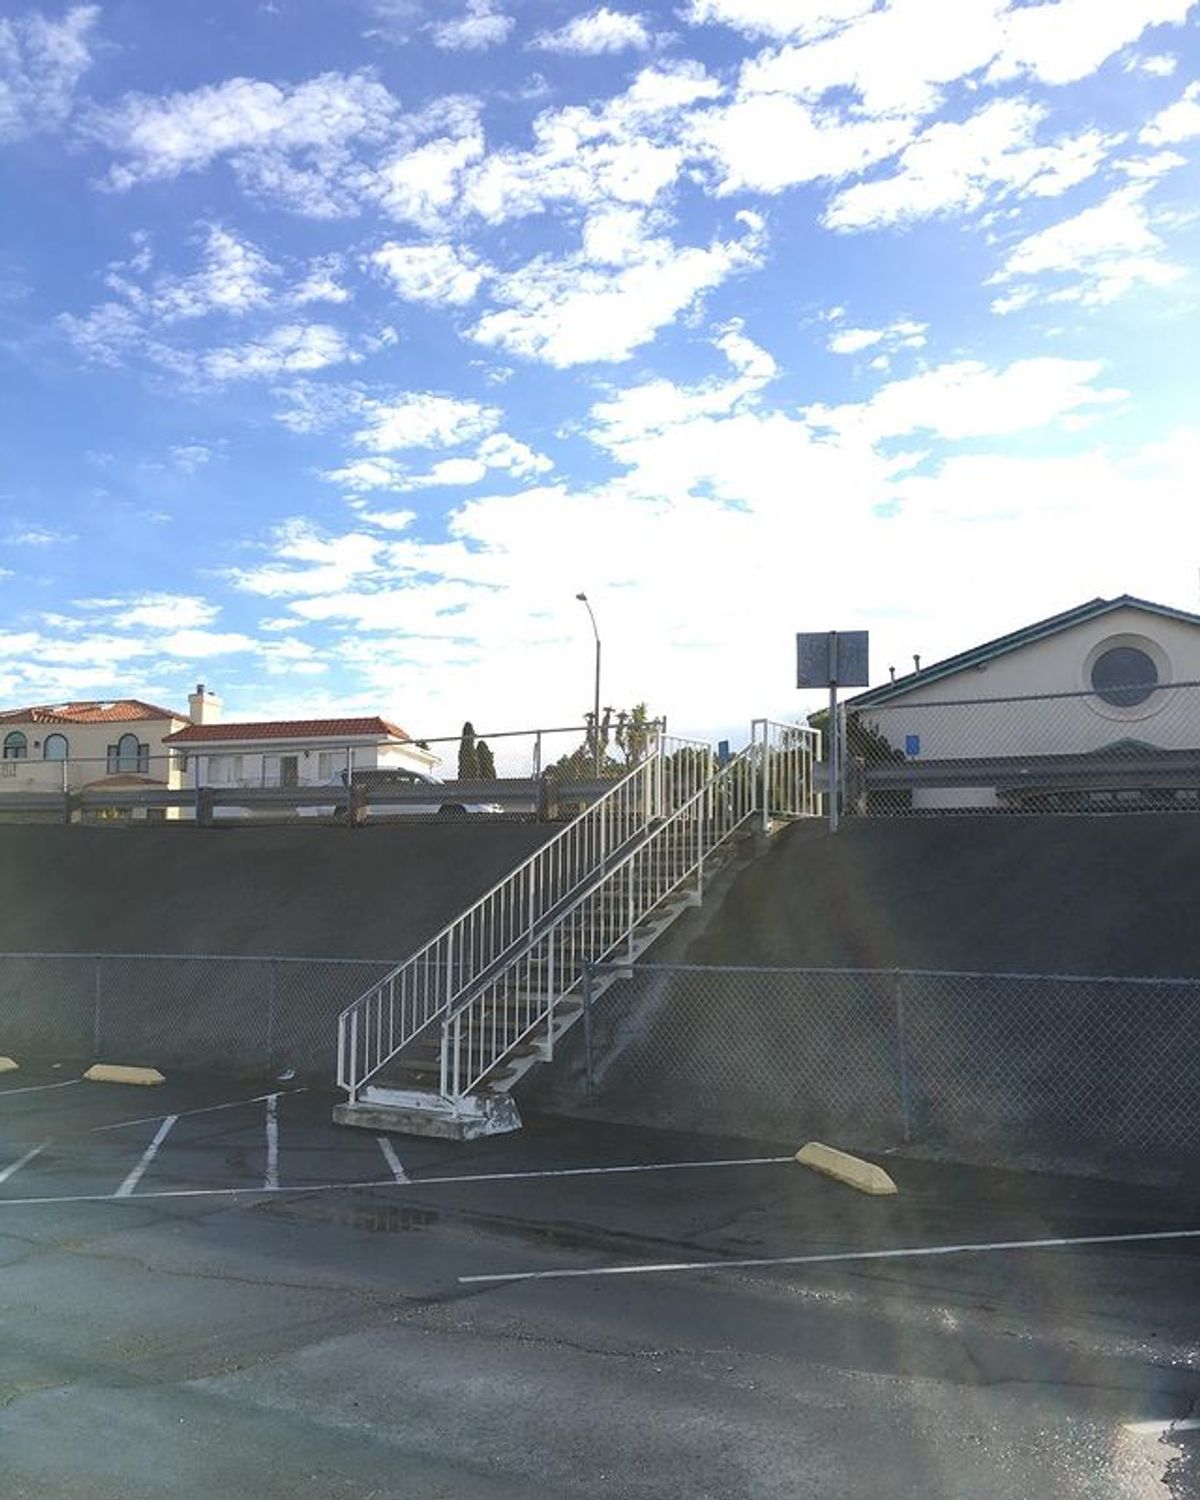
{"left": 336, "top": 729, "right": 708, "bottom": 1099}
{"left": 442, "top": 744, "right": 761, "bottom": 1098}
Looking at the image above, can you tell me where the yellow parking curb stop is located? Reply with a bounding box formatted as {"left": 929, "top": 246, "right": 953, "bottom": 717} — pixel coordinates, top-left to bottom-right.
{"left": 795, "top": 1141, "right": 898, "bottom": 1196}
{"left": 84, "top": 1064, "right": 166, "bottom": 1086}
{"left": 0, "top": 1057, "right": 18, "bottom": 1074}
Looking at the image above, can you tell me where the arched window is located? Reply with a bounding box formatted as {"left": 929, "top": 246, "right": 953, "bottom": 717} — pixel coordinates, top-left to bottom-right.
{"left": 43, "top": 733, "right": 69, "bottom": 761}
{"left": 107, "top": 732, "right": 149, "bottom": 775}
{"left": 2, "top": 731, "right": 27, "bottom": 760}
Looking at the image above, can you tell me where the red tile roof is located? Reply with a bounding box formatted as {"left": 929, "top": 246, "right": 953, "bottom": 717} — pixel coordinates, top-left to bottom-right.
{"left": 164, "top": 716, "right": 412, "bottom": 745}
{"left": 0, "top": 699, "right": 185, "bottom": 726}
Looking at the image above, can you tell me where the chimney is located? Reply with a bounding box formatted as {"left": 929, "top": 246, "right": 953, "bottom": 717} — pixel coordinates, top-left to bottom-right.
{"left": 188, "top": 683, "right": 221, "bottom": 725}
{"left": 912, "top": 654, "right": 922, "bottom": 673}
{"left": 889, "top": 666, "right": 896, "bottom": 682}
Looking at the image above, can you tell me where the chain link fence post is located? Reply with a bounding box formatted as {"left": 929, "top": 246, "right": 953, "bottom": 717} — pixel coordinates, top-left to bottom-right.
{"left": 583, "top": 960, "right": 595, "bottom": 1098}
{"left": 92, "top": 956, "right": 103, "bottom": 1058}
{"left": 893, "top": 969, "right": 912, "bottom": 1144}
{"left": 266, "top": 959, "right": 277, "bottom": 1075}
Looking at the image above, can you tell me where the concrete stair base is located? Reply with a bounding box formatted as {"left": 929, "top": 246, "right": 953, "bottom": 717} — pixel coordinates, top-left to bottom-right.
{"left": 333, "top": 1086, "right": 521, "bottom": 1140}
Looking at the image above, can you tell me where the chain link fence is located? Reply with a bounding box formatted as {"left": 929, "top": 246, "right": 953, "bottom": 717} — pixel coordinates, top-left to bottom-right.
{"left": 555, "top": 964, "right": 1200, "bottom": 1178}
{"left": 0, "top": 953, "right": 395, "bottom": 1080}
{"left": 834, "top": 679, "right": 1200, "bottom": 816}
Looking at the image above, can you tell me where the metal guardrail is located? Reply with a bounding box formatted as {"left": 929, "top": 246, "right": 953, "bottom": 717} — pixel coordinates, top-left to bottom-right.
{"left": 838, "top": 680, "right": 1200, "bottom": 816}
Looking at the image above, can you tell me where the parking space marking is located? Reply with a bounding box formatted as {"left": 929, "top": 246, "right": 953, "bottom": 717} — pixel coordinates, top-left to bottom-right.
{"left": 91, "top": 1087, "right": 308, "bottom": 1134}
{"left": 0, "top": 1141, "right": 49, "bottom": 1184}
{"left": 0, "top": 1078, "right": 81, "bottom": 1098}
{"left": 0, "top": 1152, "right": 795, "bottom": 1208}
{"left": 458, "top": 1225, "right": 1200, "bottom": 1286}
{"left": 1123, "top": 1418, "right": 1200, "bottom": 1436}
{"left": 115, "top": 1114, "right": 178, "bottom": 1198}
{"left": 264, "top": 1094, "right": 279, "bottom": 1190}
{"left": 377, "top": 1136, "right": 409, "bottom": 1183}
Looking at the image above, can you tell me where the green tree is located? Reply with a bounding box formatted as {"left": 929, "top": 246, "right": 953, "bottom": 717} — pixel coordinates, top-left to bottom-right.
{"left": 458, "top": 721, "right": 479, "bottom": 780}
{"left": 475, "top": 738, "right": 496, "bottom": 780}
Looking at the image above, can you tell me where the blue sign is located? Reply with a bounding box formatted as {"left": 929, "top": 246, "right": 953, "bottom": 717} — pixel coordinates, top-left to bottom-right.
{"left": 905, "top": 734, "right": 921, "bottom": 758}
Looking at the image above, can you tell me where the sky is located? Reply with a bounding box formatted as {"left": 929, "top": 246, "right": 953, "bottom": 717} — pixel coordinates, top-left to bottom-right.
{"left": 2, "top": 0, "right": 1200, "bottom": 743}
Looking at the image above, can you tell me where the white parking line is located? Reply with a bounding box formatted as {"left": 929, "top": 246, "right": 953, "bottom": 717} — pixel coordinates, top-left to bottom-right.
{"left": 0, "top": 1141, "right": 49, "bottom": 1184}
{"left": 264, "top": 1094, "right": 279, "bottom": 1190}
{"left": 115, "top": 1115, "right": 178, "bottom": 1198}
{"left": 92, "top": 1087, "right": 308, "bottom": 1134}
{"left": 0, "top": 1153, "right": 794, "bottom": 1207}
{"left": 377, "top": 1136, "right": 409, "bottom": 1183}
{"left": 1123, "top": 1418, "right": 1200, "bottom": 1436}
{"left": 0, "top": 1078, "right": 81, "bottom": 1098}
{"left": 457, "top": 1226, "right": 1200, "bottom": 1285}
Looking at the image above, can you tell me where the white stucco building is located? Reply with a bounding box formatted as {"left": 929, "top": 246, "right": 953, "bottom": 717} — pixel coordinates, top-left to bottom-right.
{"left": 163, "top": 689, "right": 438, "bottom": 793}
{"left": 841, "top": 595, "right": 1200, "bottom": 811}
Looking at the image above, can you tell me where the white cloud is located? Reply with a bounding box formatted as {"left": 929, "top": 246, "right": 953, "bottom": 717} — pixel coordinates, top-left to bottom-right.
{"left": 225, "top": 522, "right": 387, "bottom": 597}
{"left": 199, "top": 322, "right": 356, "bottom": 381}
{"left": 476, "top": 432, "right": 553, "bottom": 478}
{"left": 460, "top": 63, "right": 716, "bottom": 224}
{"left": 87, "top": 70, "right": 402, "bottom": 215}
{"left": 107, "top": 225, "right": 278, "bottom": 322}
{"left": 0, "top": 3, "right": 98, "bottom": 142}
{"left": 168, "top": 444, "right": 213, "bottom": 474}
{"left": 287, "top": 255, "right": 351, "bottom": 306}
{"left": 689, "top": 93, "right": 914, "bottom": 196}
{"left": 989, "top": 184, "right": 1187, "bottom": 309}
{"left": 369, "top": 97, "right": 485, "bottom": 228}
{"left": 369, "top": 240, "right": 490, "bottom": 305}
{"left": 158, "top": 628, "right": 257, "bottom": 658}
{"left": 1126, "top": 52, "right": 1178, "bottom": 76}
{"left": 57, "top": 300, "right": 143, "bottom": 365}
{"left": 827, "top": 318, "right": 926, "bottom": 356}
{"left": 806, "top": 357, "right": 1126, "bottom": 443}
{"left": 470, "top": 208, "right": 765, "bottom": 367}
{"left": 530, "top": 8, "right": 652, "bottom": 55}
{"left": 353, "top": 391, "right": 500, "bottom": 452}
{"left": 5, "top": 524, "right": 76, "bottom": 547}
{"left": 87, "top": 593, "right": 220, "bottom": 630}
{"left": 736, "top": 0, "right": 1194, "bottom": 120}
{"left": 683, "top": 0, "right": 874, "bottom": 41}
{"left": 824, "top": 99, "right": 1116, "bottom": 232}
{"left": 990, "top": 0, "right": 1194, "bottom": 88}
{"left": 430, "top": 0, "right": 513, "bottom": 50}
{"left": 1141, "top": 80, "right": 1200, "bottom": 146}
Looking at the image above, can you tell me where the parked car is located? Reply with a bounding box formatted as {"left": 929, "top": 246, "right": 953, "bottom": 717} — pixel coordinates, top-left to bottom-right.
{"left": 333, "top": 766, "right": 504, "bottom": 818}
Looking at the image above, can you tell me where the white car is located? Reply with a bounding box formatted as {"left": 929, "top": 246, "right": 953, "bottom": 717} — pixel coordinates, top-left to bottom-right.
{"left": 334, "top": 767, "right": 504, "bottom": 818}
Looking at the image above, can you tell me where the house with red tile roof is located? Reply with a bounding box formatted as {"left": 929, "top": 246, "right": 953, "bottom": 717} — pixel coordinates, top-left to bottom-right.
{"left": 162, "top": 691, "right": 437, "bottom": 794}
{"left": 0, "top": 694, "right": 191, "bottom": 816}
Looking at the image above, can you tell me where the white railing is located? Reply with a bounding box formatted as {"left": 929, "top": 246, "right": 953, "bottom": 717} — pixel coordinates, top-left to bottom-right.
{"left": 750, "top": 719, "right": 821, "bottom": 829}
{"left": 336, "top": 729, "right": 708, "bottom": 1100}
{"left": 441, "top": 744, "right": 762, "bottom": 1099}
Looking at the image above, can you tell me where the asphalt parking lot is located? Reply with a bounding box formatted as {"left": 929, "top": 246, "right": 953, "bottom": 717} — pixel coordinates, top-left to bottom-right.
{"left": 2, "top": 1064, "right": 1198, "bottom": 1499}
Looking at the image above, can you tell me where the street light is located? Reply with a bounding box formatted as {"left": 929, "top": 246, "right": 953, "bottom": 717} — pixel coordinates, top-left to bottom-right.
{"left": 575, "top": 592, "right": 601, "bottom": 777}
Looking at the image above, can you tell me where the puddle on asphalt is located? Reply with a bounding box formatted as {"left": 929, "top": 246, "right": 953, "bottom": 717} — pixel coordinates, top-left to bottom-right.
{"left": 253, "top": 1187, "right": 687, "bottom": 1257}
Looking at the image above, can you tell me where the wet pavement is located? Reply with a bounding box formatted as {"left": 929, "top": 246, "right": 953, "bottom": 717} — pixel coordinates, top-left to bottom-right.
{"left": 1, "top": 1065, "right": 1198, "bottom": 1498}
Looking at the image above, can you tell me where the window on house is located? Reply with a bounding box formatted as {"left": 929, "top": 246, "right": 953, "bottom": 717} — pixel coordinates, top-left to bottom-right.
{"left": 43, "top": 733, "right": 69, "bottom": 760}
{"left": 3, "top": 731, "right": 28, "bottom": 759}
{"left": 1090, "top": 646, "right": 1158, "bottom": 708}
{"left": 108, "top": 732, "right": 149, "bottom": 774}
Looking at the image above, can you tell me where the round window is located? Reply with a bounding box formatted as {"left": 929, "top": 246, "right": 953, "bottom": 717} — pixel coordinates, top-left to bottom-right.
{"left": 1090, "top": 646, "right": 1158, "bottom": 708}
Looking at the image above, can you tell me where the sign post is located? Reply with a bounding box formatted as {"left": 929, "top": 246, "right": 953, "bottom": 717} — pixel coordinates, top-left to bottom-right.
{"left": 796, "top": 630, "right": 870, "bottom": 834}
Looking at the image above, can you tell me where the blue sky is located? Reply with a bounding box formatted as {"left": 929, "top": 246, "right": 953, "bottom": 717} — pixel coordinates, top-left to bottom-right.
{"left": 2, "top": 0, "right": 1199, "bottom": 740}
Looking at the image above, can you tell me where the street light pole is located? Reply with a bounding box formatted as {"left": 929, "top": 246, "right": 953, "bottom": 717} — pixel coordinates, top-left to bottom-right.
{"left": 575, "top": 592, "right": 601, "bottom": 777}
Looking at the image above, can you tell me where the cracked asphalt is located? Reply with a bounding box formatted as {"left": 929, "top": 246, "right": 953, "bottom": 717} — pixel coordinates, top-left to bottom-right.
{"left": 1, "top": 1068, "right": 1198, "bottom": 1498}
